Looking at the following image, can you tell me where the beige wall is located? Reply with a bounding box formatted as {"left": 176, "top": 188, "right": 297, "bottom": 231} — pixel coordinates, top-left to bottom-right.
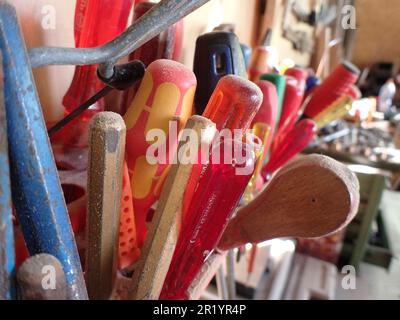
{"left": 352, "top": 0, "right": 400, "bottom": 69}
{"left": 10, "top": 0, "right": 75, "bottom": 122}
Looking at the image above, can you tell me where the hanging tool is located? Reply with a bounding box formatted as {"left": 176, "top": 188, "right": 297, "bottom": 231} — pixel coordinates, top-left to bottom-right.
{"left": 124, "top": 59, "right": 196, "bottom": 248}
{"left": 301, "top": 61, "right": 360, "bottom": 119}
{"left": 248, "top": 29, "right": 278, "bottom": 81}
{"left": 16, "top": 254, "right": 67, "bottom": 300}
{"left": 0, "top": 52, "right": 15, "bottom": 300}
{"left": 86, "top": 112, "right": 126, "bottom": 300}
{"left": 0, "top": 2, "right": 87, "bottom": 300}
{"left": 193, "top": 32, "right": 246, "bottom": 115}
{"left": 129, "top": 116, "right": 216, "bottom": 300}
{"left": 263, "top": 119, "right": 317, "bottom": 177}
{"left": 160, "top": 139, "right": 257, "bottom": 300}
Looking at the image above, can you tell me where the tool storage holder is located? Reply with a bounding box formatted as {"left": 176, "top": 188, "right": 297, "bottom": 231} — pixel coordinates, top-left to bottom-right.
{"left": 0, "top": 0, "right": 210, "bottom": 300}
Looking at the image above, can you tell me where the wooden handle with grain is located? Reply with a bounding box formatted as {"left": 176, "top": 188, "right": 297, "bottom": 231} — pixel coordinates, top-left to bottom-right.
{"left": 218, "top": 154, "right": 359, "bottom": 250}
{"left": 86, "top": 112, "right": 126, "bottom": 300}
{"left": 129, "top": 115, "right": 216, "bottom": 300}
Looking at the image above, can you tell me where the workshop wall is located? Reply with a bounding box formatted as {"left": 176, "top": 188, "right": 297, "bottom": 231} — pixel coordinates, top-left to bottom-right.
{"left": 352, "top": 0, "right": 400, "bottom": 69}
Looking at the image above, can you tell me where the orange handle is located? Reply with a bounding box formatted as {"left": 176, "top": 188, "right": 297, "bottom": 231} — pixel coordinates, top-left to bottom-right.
{"left": 118, "top": 162, "right": 140, "bottom": 269}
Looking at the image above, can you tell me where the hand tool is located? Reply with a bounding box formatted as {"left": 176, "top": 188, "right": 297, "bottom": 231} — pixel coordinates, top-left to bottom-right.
{"left": 121, "top": 2, "right": 184, "bottom": 114}
{"left": 118, "top": 162, "right": 140, "bottom": 270}
{"left": 243, "top": 123, "right": 270, "bottom": 201}
{"left": 129, "top": 115, "right": 216, "bottom": 300}
{"left": 313, "top": 95, "right": 353, "bottom": 129}
{"left": 16, "top": 254, "right": 67, "bottom": 300}
{"left": 86, "top": 112, "right": 126, "bottom": 300}
{"left": 284, "top": 67, "right": 308, "bottom": 90}
{"left": 28, "top": 0, "right": 211, "bottom": 79}
{"left": 61, "top": 0, "right": 134, "bottom": 147}
{"left": 250, "top": 81, "right": 278, "bottom": 166}
{"left": 248, "top": 29, "right": 278, "bottom": 81}
{"left": 215, "top": 265, "right": 228, "bottom": 299}
{"left": 0, "top": 53, "right": 15, "bottom": 300}
{"left": 182, "top": 75, "right": 263, "bottom": 220}
{"left": 0, "top": 2, "right": 87, "bottom": 300}
{"left": 260, "top": 73, "right": 286, "bottom": 125}
{"left": 193, "top": 32, "right": 247, "bottom": 115}
{"left": 271, "top": 76, "right": 305, "bottom": 152}
{"left": 240, "top": 44, "right": 252, "bottom": 70}
{"left": 218, "top": 154, "right": 360, "bottom": 250}
{"left": 301, "top": 62, "right": 360, "bottom": 119}
{"left": 202, "top": 75, "right": 263, "bottom": 132}
{"left": 263, "top": 119, "right": 317, "bottom": 177}
{"left": 124, "top": 59, "right": 197, "bottom": 248}
{"left": 189, "top": 154, "right": 359, "bottom": 298}
{"left": 160, "top": 139, "right": 256, "bottom": 300}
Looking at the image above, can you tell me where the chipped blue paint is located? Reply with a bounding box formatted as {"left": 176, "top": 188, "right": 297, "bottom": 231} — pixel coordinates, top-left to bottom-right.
{"left": 0, "top": 1, "right": 87, "bottom": 299}
{"left": 0, "top": 51, "right": 15, "bottom": 300}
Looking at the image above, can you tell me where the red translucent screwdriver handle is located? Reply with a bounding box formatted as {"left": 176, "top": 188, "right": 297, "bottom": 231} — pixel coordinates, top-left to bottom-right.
{"left": 160, "top": 140, "right": 256, "bottom": 300}
{"left": 263, "top": 119, "right": 317, "bottom": 177}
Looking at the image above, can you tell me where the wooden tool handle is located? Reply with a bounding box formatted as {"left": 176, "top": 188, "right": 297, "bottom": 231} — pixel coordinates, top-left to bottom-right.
{"left": 218, "top": 154, "right": 359, "bottom": 250}
{"left": 17, "top": 254, "right": 67, "bottom": 300}
{"left": 129, "top": 115, "right": 216, "bottom": 300}
{"left": 86, "top": 112, "right": 126, "bottom": 300}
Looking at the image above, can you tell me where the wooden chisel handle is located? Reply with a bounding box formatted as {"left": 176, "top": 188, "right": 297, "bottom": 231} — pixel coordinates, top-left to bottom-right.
{"left": 86, "top": 112, "right": 126, "bottom": 300}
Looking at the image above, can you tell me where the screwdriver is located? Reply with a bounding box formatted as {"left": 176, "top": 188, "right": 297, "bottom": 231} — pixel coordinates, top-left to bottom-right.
{"left": 313, "top": 95, "right": 353, "bottom": 129}
{"left": 161, "top": 76, "right": 262, "bottom": 299}
{"left": 193, "top": 32, "right": 247, "bottom": 115}
{"left": 124, "top": 59, "right": 196, "bottom": 248}
{"left": 160, "top": 139, "right": 257, "bottom": 300}
{"left": 271, "top": 76, "right": 305, "bottom": 152}
{"left": 260, "top": 73, "right": 286, "bottom": 125}
{"left": 181, "top": 75, "right": 263, "bottom": 219}
{"left": 62, "top": 0, "right": 134, "bottom": 147}
{"left": 301, "top": 61, "right": 360, "bottom": 119}
{"left": 262, "top": 119, "right": 317, "bottom": 177}
{"left": 248, "top": 29, "right": 278, "bottom": 82}
{"left": 251, "top": 80, "right": 278, "bottom": 165}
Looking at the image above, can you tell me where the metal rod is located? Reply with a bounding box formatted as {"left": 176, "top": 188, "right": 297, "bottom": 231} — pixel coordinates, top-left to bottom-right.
{"left": 216, "top": 266, "right": 228, "bottom": 300}
{"left": 28, "top": 0, "right": 211, "bottom": 78}
{"left": 47, "top": 86, "right": 112, "bottom": 136}
{"left": 0, "top": 51, "right": 15, "bottom": 300}
{"left": 226, "top": 250, "right": 236, "bottom": 299}
{"left": 86, "top": 112, "right": 126, "bottom": 300}
{"left": 0, "top": 2, "right": 87, "bottom": 299}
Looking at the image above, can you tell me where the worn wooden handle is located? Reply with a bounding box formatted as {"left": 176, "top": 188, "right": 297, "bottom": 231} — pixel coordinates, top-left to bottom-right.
{"left": 218, "top": 154, "right": 359, "bottom": 250}
{"left": 129, "top": 115, "right": 216, "bottom": 300}
{"left": 86, "top": 112, "right": 126, "bottom": 300}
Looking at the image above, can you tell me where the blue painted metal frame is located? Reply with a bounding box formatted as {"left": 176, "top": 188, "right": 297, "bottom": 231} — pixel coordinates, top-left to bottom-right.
{"left": 0, "top": 52, "right": 15, "bottom": 300}
{"left": 0, "top": 2, "right": 87, "bottom": 299}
